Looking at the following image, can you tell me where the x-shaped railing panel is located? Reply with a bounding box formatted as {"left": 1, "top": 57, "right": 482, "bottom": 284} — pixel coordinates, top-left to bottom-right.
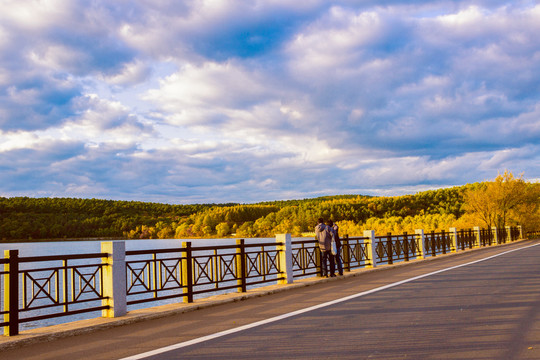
{"left": 159, "top": 259, "right": 181, "bottom": 289}
{"left": 23, "top": 270, "right": 58, "bottom": 309}
{"left": 72, "top": 266, "right": 102, "bottom": 301}
{"left": 193, "top": 256, "right": 214, "bottom": 285}
{"left": 218, "top": 254, "right": 237, "bottom": 282}
{"left": 292, "top": 246, "right": 317, "bottom": 270}
{"left": 127, "top": 261, "right": 153, "bottom": 293}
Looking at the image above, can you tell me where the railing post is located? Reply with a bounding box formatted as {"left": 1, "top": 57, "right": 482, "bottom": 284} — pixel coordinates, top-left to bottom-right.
{"left": 182, "top": 242, "right": 194, "bottom": 303}
{"left": 386, "top": 232, "right": 393, "bottom": 265}
{"left": 276, "top": 234, "right": 293, "bottom": 284}
{"left": 101, "top": 241, "right": 126, "bottom": 318}
{"left": 363, "top": 230, "right": 376, "bottom": 268}
{"left": 415, "top": 229, "right": 425, "bottom": 259}
{"left": 315, "top": 244, "right": 322, "bottom": 277}
{"left": 459, "top": 229, "right": 465, "bottom": 250}
{"left": 449, "top": 227, "right": 458, "bottom": 253}
{"left": 403, "top": 232, "right": 409, "bottom": 262}
{"left": 342, "top": 235, "right": 351, "bottom": 272}
{"left": 473, "top": 226, "right": 481, "bottom": 247}
{"left": 430, "top": 231, "right": 436, "bottom": 257}
{"left": 236, "top": 239, "right": 247, "bottom": 292}
{"left": 441, "top": 230, "right": 447, "bottom": 254}
{"left": 3, "top": 250, "right": 19, "bottom": 336}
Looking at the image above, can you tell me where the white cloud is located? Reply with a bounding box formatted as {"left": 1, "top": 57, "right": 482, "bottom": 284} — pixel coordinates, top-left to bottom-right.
{"left": 1, "top": 0, "right": 540, "bottom": 203}
{"left": 102, "top": 60, "right": 151, "bottom": 86}
{"left": 144, "top": 61, "right": 272, "bottom": 114}
{"left": 0, "top": 0, "right": 74, "bottom": 30}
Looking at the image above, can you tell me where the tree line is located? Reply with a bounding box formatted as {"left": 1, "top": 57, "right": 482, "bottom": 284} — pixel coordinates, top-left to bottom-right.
{"left": 1, "top": 171, "right": 538, "bottom": 241}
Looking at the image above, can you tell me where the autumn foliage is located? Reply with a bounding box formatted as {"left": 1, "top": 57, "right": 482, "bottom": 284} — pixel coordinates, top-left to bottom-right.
{"left": 0, "top": 171, "right": 538, "bottom": 241}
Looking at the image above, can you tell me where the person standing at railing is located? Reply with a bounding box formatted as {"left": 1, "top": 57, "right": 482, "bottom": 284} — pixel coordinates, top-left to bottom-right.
{"left": 315, "top": 218, "right": 335, "bottom": 277}
{"left": 327, "top": 220, "right": 343, "bottom": 276}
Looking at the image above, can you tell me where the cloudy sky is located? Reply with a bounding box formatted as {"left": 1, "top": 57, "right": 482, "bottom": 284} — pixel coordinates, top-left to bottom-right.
{"left": 1, "top": 0, "right": 539, "bottom": 204}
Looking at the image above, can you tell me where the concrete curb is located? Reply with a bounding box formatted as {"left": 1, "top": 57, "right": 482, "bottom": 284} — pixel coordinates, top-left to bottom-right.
{"left": 0, "top": 239, "right": 529, "bottom": 351}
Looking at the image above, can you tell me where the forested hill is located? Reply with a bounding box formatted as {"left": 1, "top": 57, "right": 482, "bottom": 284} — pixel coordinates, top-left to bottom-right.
{"left": 0, "top": 198, "right": 226, "bottom": 240}
{"left": 0, "top": 186, "right": 466, "bottom": 241}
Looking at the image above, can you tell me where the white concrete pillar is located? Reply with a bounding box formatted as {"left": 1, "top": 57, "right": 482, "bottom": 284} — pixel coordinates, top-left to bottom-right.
{"left": 473, "top": 226, "right": 482, "bottom": 247}
{"left": 449, "top": 227, "right": 458, "bottom": 253}
{"left": 101, "top": 241, "right": 127, "bottom": 318}
{"left": 491, "top": 226, "right": 498, "bottom": 245}
{"left": 276, "top": 234, "right": 293, "bottom": 284}
{"left": 415, "top": 229, "right": 426, "bottom": 259}
{"left": 505, "top": 226, "right": 512, "bottom": 243}
{"left": 363, "top": 230, "right": 377, "bottom": 268}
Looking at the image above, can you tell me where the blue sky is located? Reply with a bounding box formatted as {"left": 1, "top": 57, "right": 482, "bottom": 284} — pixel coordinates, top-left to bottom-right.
{"left": 1, "top": 0, "right": 539, "bottom": 204}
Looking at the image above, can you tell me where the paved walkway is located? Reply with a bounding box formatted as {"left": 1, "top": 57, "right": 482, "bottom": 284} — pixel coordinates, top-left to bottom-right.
{"left": 2, "top": 240, "right": 539, "bottom": 359}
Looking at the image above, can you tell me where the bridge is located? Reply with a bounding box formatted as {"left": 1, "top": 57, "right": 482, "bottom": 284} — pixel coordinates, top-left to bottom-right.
{"left": 2, "top": 228, "right": 539, "bottom": 358}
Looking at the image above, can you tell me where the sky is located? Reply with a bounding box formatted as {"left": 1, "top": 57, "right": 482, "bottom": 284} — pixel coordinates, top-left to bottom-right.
{"left": 0, "top": 0, "right": 539, "bottom": 204}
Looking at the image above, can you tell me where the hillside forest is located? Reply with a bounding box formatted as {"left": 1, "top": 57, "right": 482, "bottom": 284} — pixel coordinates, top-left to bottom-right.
{"left": 1, "top": 171, "right": 538, "bottom": 241}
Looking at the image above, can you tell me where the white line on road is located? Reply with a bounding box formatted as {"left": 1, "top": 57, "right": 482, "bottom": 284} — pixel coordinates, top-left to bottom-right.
{"left": 119, "top": 242, "right": 540, "bottom": 360}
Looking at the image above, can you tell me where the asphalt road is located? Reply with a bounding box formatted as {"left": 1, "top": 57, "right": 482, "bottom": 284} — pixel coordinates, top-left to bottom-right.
{"left": 3, "top": 240, "right": 540, "bottom": 360}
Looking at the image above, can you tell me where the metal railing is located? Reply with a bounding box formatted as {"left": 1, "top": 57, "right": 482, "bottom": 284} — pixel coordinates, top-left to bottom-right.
{"left": 376, "top": 232, "right": 422, "bottom": 264}
{"left": 424, "top": 230, "right": 453, "bottom": 256}
{"left": 2, "top": 250, "right": 108, "bottom": 336}
{"left": 125, "top": 239, "right": 282, "bottom": 306}
{"left": 341, "top": 235, "right": 371, "bottom": 270}
{"left": 2, "top": 225, "right": 526, "bottom": 336}
{"left": 1, "top": 257, "right": 9, "bottom": 330}
{"left": 456, "top": 229, "right": 476, "bottom": 250}
{"left": 291, "top": 239, "right": 319, "bottom": 278}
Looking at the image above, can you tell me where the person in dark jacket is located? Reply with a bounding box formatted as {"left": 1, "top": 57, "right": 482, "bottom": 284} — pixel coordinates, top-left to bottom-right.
{"left": 327, "top": 220, "right": 343, "bottom": 276}
{"left": 315, "top": 218, "right": 335, "bottom": 277}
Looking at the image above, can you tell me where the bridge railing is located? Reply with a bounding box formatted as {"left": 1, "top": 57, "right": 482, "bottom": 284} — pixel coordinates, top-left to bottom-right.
{"left": 1, "top": 251, "right": 109, "bottom": 336}
{"left": 291, "top": 238, "right": 319, "bottom": 278}
{"left": 456, "top": 229, "right": 476, "bottom": 250}
{"left": 2, "top": 225, "right": 526, "bottom": 336}
{"left": 1, "top": 257, "right": 9, "bottom": 331}
{"left": 125, "top": 239, "right": 282, "bottom": 307}
{"left": 341, "top": 235, "right": 371, "bottom": 270}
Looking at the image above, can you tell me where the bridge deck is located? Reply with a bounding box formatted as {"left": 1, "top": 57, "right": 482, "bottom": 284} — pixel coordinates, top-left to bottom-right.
{"left": 2, "top": 239, "right": 539, "bottom": 359}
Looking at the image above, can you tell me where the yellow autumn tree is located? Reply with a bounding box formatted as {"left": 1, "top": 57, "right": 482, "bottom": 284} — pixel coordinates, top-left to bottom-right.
{"left": 463, "top": 171, "right": 539, "bottom": 230}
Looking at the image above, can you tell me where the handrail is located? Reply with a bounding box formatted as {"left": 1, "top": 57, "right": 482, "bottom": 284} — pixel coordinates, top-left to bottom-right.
{"left": 1, "top": 225, "right": 527, "bottom": 336}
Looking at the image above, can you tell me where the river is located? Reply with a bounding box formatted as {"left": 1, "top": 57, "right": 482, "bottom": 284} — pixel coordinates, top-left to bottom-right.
{"left": 0, "top": 237, "right": 279, "bottom": 332}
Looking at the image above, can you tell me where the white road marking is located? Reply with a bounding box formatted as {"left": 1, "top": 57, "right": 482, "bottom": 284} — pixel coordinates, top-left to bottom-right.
{"left": 119, "top": 242, "right": 540, "bottom": 360}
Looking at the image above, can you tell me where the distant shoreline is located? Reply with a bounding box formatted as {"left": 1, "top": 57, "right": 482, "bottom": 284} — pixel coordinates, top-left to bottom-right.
{"left": 1, "top": 234, "right": 317, "bottom": 244}
{"left": 0, "top": 237, "right": 125, "bottom": 244}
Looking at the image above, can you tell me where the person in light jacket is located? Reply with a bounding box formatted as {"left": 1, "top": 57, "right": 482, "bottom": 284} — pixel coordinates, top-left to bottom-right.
{"left": 315, "top": 218, "right": 335, "bottom": 277}
{"left": 327, "top": 220, "right": 343, "bottom": 276}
